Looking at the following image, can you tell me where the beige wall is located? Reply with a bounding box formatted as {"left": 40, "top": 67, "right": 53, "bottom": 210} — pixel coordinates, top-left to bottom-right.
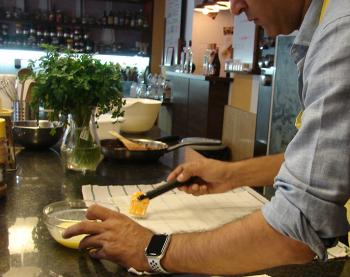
{"left": 151, "top": 0, "right": 165, "bottom": 74}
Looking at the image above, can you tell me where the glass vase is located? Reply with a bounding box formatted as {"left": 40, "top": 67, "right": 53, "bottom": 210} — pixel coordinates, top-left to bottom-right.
{"left": 60, "top": 111, "right": 102, "bottom": 173}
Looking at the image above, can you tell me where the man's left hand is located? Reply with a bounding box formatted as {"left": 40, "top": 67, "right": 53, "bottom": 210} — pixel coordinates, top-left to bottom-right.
{"left": 63, "top": 204, "right": 154, "bottom": 271}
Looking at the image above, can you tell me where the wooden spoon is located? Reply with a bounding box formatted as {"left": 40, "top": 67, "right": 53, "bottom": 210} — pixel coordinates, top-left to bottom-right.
{"left": 108, "top": 131, "right": 148, "bottom": 151}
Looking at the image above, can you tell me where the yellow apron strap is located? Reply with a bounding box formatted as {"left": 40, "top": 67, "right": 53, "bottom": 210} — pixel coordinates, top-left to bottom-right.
{"left": 295, "top": 0, "right": 330, "bottom": 130}
{"left": 295, "top": 111, "right": 303, "bottom": 130}
{"left": 320, "top": 0, "right": 330, "bottom": 23}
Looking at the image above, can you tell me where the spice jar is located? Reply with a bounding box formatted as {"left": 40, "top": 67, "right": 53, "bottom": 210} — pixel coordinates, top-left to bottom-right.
{"left": 0, "top": 118, "right": 8, "bottom": 199}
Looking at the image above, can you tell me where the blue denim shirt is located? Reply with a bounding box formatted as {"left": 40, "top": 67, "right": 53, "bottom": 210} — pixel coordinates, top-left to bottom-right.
{"left": 262, "top": 0, "right": 350, "bottom": 261}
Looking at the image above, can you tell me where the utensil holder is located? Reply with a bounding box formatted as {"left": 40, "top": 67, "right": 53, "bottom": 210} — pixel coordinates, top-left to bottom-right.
{"left": 12, "top": 100, "right": 30, "bottom": 122}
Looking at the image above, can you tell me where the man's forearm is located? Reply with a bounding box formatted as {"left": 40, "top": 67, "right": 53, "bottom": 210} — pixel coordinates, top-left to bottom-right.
{"left": 162, "top": 210, "right": 314, "bottom": 275}
{"left": 223, "top": 153, "right": 284, "bottom": 188}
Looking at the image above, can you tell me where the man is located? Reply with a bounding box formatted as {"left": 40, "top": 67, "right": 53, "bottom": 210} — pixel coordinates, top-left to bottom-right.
{"left": 64, "top": 0, "right": 350, "bottom": 275}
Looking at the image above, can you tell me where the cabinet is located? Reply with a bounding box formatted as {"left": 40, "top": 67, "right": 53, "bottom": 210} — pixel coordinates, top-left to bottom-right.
{"left": 0, "top": 0, "right": 153, "bottom": 56}
{"left": 166, "top": 72, "right": 232, "bottom": 139}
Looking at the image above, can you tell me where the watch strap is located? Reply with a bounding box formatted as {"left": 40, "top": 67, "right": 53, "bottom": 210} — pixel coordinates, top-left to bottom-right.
{"left": 145, "top": 234, "right": 172, "bottom": 274}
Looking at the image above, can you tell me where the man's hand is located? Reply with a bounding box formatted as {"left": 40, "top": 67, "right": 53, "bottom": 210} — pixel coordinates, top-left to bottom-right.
{"left": 167, "top": 158, "right": 234, "bottom": 196}
{"left": 63, "top": 204, "right": 154, "bottom": 271}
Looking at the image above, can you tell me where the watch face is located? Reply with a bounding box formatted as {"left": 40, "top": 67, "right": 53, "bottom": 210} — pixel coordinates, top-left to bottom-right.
{"left": 146, "top": 234, "right": 168, "bottom": 256}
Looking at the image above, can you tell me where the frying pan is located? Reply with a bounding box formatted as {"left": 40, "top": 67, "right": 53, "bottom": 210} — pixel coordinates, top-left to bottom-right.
{"left": 100, "top": 137, "right": 222, "bottom": 162}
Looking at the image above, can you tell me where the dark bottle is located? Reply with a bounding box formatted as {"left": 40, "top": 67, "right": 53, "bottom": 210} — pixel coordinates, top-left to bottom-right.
{"left": 124, "top": 11, "right": 130, "bottom": 26}
{"left": 119, "top": 11, "right": 125, "bottom": 26}
{"left": 56, "top": 10, "right": 63, "bottom": 24}
{"left": 211, "top": 48, "right": 221, "bottom": 76}
{"left": 102, "top": 11, "right": 107, "bottom": 25}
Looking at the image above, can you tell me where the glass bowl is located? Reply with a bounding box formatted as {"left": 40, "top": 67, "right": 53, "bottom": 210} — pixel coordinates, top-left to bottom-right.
{"left": 42, "top": 200, "right": 118, "bottom": 249}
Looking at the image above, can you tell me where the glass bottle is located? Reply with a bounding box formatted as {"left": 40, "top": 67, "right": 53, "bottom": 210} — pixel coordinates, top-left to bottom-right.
{"left": 119, "top": 11, "right": 125, "bottom": 26}
{"left": 102, "top": 11, "right": 107, "bottom": 25}
{"left": 0, "top": 118, "right": 8, "bottom": 199}
{"left": 184, "top": 40, "right": 193, "bottom": 74}
{"left": 163, "top": 79, "right": 172, "bottom": 102}
{"left": 137, "top": 9, "right": 144, "bottom": 27}
{"left": 108, "top": 11, "right": 114, "bottom": 25}
{"left": 125, "top": 11, "right": 130, "bottom": 26}
{"left": 113, "top": 12, "right": 119, "bottom": 25}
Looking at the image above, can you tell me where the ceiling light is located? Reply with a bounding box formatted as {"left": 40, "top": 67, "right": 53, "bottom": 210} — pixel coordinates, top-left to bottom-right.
{"left": 217, "top": 1, "right": 231, "bottom": 9}
{"left": 204, "top": 4, "right": 220, "bottom": 13}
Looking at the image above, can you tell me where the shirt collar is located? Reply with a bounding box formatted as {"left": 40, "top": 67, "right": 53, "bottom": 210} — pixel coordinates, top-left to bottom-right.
{"left": 290, "top": 0, "right": 324, "bottom": 62}
{"left": 294, "top": 0, "right": 324, "bottom": 46}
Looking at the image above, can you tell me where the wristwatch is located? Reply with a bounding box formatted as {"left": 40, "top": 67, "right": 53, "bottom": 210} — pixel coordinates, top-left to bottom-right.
{"left": 144, "top": 234, "right": 172, "bottom": 273}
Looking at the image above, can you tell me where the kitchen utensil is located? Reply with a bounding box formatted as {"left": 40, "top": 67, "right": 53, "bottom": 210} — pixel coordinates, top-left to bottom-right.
{"left": 17, "top": 68, "right": 32, "bottom": 101}
{"left": 13, "top": 120, "right": 64, "bottom": 149}
{"left": 22, "top": 79, "right": 35, "bottom": 103}
{"left": 138, "top": 177, "right": 196, "bottom": 200}
{"left": 0, "top": 78, "right": 17, "bottom": 101}
{"left": 43, "top": 199, "right": 119, "bottom": 249}
{"left": 101, "top": 137, "right": 222, "bottom": 162}
{"left": 129, "top": 178, "right": 197, "bottom": 217}
{"left": 109, "top": 130, "right": 149, "bottom": 151}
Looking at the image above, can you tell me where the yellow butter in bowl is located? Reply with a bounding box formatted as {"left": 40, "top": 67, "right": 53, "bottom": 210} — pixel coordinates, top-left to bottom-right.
{"left": 51, "top": 221, "right": 87, "bottom": 249}
{"left": 129, "top": 191, "right": 150, "bottom": 217}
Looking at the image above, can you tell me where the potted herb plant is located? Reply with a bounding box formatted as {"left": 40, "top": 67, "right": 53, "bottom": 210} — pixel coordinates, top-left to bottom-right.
{"left": 28, "top": 46, "right": 124, "bottom": 173}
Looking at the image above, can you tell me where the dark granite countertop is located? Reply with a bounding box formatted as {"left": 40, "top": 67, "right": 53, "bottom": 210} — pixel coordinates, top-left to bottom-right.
{"left": 0, "top": 146, "right": 349, "bottom": 277}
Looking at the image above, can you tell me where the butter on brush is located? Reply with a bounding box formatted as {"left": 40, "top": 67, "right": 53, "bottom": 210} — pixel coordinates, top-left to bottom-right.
{"left": 129, "top": 178, "right": 196, "bottom": 217}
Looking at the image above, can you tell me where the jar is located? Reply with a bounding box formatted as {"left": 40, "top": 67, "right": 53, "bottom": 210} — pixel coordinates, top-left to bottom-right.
{"left": 0, "top": 118, "right": 8, "bottom": 199}
{"left": 15, "top": 24, "right": 23, "bottom": 35}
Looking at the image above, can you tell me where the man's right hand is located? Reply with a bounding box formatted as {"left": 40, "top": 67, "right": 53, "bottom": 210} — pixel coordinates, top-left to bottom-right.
{"left": 167, "top": 158, "right": 234, "bottom": 196}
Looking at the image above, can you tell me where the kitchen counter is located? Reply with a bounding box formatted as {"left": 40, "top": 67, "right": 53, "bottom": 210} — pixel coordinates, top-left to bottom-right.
{"left": 0, "top": 146, "right": 349, "bottom": 276}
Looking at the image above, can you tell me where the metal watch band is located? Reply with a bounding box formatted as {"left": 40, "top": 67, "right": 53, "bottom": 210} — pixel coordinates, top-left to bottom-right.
{"left": 145, "top": 234, "right": 172, "bottom": 274}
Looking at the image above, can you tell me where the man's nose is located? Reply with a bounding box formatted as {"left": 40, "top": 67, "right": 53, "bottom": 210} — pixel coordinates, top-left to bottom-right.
{"left": 230, "top": 0, "right": 246, "bottom": 15}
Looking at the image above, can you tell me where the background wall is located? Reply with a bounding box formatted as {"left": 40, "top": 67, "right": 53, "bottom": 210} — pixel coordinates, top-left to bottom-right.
{"left": 191, "top": 10, "right": 233, "bottom": 77}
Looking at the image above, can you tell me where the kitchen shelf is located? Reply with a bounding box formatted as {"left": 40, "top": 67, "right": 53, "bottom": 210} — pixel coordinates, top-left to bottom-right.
{"left": 0, "top": 17, "right": 151, "bottom": 32}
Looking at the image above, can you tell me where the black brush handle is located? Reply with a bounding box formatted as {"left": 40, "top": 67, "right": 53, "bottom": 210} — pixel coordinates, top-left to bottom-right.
{"left": 138, "top": 177, "right": 196, "bottom": 200}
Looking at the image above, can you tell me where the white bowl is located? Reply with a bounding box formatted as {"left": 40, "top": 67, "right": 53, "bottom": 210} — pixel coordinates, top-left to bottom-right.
{"left": 94, "top": 114, "right": 124, "bottom": 140}
{"left": 120, "top": 98, "right": 161, "bottom": 133}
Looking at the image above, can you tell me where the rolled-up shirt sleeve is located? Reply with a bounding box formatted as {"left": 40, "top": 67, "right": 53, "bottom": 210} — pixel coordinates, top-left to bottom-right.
{"left": 262, "top": 14, "right": 350, "bottom": 260}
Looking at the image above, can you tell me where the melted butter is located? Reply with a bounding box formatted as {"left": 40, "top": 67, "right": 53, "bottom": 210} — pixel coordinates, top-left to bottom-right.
{"left": 54, "top": 222, "right": 87, "bottom": 249}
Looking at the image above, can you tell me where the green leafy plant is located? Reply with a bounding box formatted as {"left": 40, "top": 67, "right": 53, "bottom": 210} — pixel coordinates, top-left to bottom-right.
{"left": 28, "top": 45, "right": 125, "bottom": 125}
{"left": 28, "top": 46, "right": 125, "bottom": 172}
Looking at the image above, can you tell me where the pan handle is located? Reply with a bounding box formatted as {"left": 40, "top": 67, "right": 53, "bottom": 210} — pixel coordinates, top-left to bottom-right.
{"left": 167, "top": 137, "right": 222, "bottom": 152}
